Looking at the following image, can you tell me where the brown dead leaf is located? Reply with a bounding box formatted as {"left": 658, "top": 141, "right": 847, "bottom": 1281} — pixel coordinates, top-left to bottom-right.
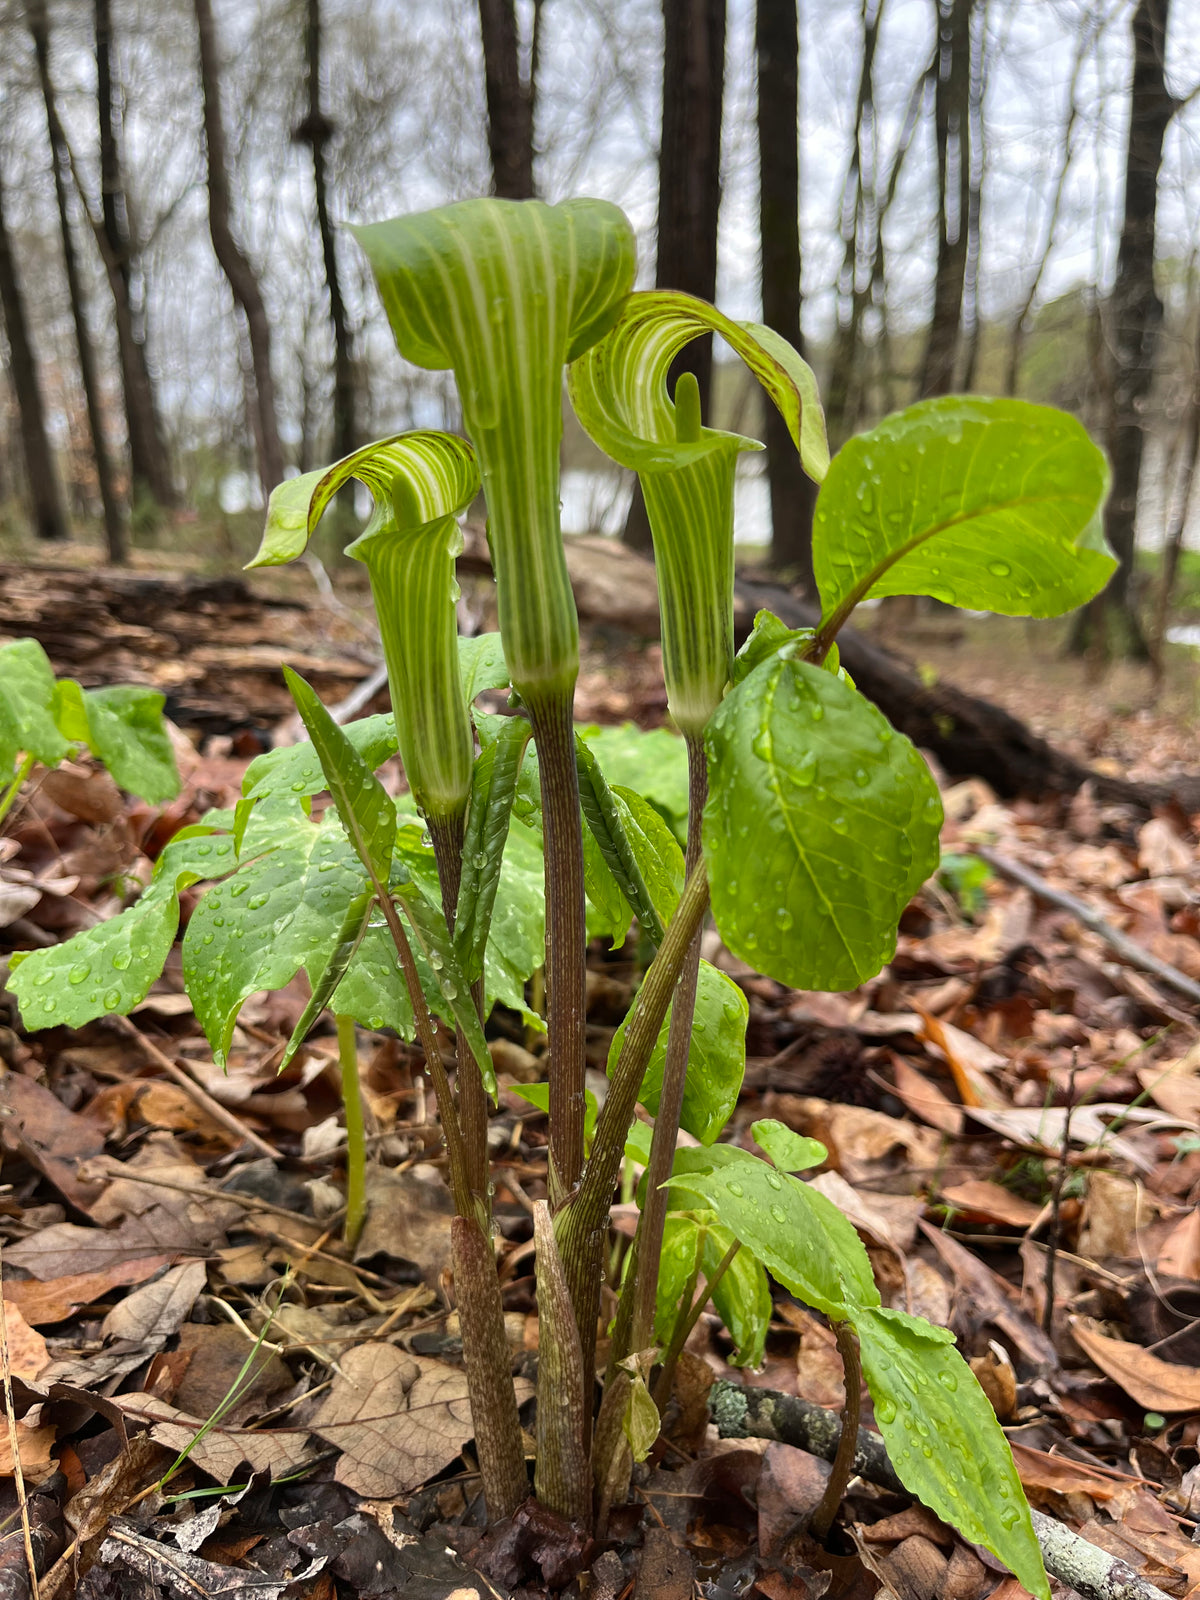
{"left": 353, "top": 1164, "right": 455, "bottom": 1286}
{"left": 1077, "top": 1171, "right": 1143, "bottom": 1261}
{"left": 122, "top": 1393, "right": 314, "bottom": 1482}
{"left": 808, "top": 1171, "right": 922, "bottom": 1254}
{"left": 0, "top": 1422, "right": 56, "bottom": 1479}
{"left": 1071, "top": 1318, "right": 1200, "bottom": 1411}
{"left": 99, "top": 1260, "right": 208, "bottom": 1345}
{"left": 1138, "top": 1064, "right": 1200, "bottom": 1126}
{"left": 0, "top": 1070, "right": 106, "bottom": 1210}
{"left": 940, "top": 1180, "right": 1043, "bottom": 1230}
{"left": 1138, "top": 817, "right": 1193, "bottom": 879}
{"left": 921, "top": 1221, "right": 1058, "bottom": 1370}
{"left": 898, "top": 1259, "right": 952, "bottom": 1327}
{"left": 0, "top": 1299, "right": 49, "bottom": 1381}
{"left": 1008, "top": 1443, "right": 1129, "bottom": 1501}
{"left": 63, "top": 1433, "right": 167, "bottom": 1545}
{"left": 173, "top": 1323, "right": 292, "bottom": 1421}
{"left": 767, "top": 1096, "right": 941, "bottom": 1188}
{"left": 916, "top": 1014, "right": 1006, "bottom": 1108}
{"left": 1158, "top": 1211, "right": 1200, "bottom": 1281}
{"left": 87, "top": 1080, "right": 235, "bottom": 1144}
{"left": 311, "top": 1341, "right": 532, "bottom": 1498}
{"left": 39, "top": 765, "right": 124, "bottom": 823}
{"left": 889, "top": 1055, "right": 963, "bottom": 1136}
{"left": 0, "top": 1255, "right": 173, "bottom": 1324}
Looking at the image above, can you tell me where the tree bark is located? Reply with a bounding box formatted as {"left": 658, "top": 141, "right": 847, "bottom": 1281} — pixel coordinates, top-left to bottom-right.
{"left": 193, "top": 0, "right": 285, "bottom": 497}
{"left": 30, "top": 0, "right": 127, "bottom": 563}
{"left": 298, "top": 0, "right": 355, "bottom": 467}
{"left": 0, "top": 152, "right": 69, "bottom": 542}
{"left": 916, "top": 0, "right": 974, "bottom": 400}
{"left": 94, "top": 0, "right": 176, "bottom": 508}
{"left": 623, "top": 0, "right": 727, "bottom": 552}
{"left": 756, "top": 0, "right": 816, "bottom": 590}
{"left": 1071, "top": 0, "right": 1176, "bottom": 661}
{"left": 477, "top": 0, "right": 536, "bottom": 199}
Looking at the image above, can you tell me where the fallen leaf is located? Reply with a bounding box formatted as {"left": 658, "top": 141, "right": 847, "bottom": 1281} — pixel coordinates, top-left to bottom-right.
{"left": 962, "top": 1103, "right": 1170, "bottom": 1175}
{"left": 940, "top": 1180, "right": 1043, "bottom": 1230}
{"left": 1138, "top": 1064, "right": 1200, "bottom": 1126}
{"left": 898, "top": 1259, "right": 952, "bottom": 1327}
{"left": 63, "top": 1433, "right": 167, "bottom": 1545}
{"left": 765, "top": 1096, "right": 941, "bottom": 1187}
{"left": 1077, "top": 1171, "right": 1143, "bottom": 1262}
{"left": 920, "top": 1221, "right": 1058, "bottom": 1370}
{"left": 0, "top": 1299, "right": 49, "bottom": 1381}
{"left": 120, "top": 1393, "right": 315, "bottom": 1482}
{"left": 916, "top": 1014, "right": 1006, "bottom": 1108}
{"left": 0, "top": 1071, "right": 106, "bottom": 1211}
{"left": 173, "top": 1323, "right": 293, "bottom": 1422}
{"left": 98, "top": 1523, "right": 325, "bottom": 1600}
{"left": 1008, "top": 1443, "right": 1130, "bottom": 1501}
{"left": 1158, "top": 1211, "right": 1200, "bottom": 1281}
{"left": 0, "top": 1422, "right": 56, "bottom": 1479}
{"left": 808, "top": 1171, "right": 922, "bottom": 1254}
{"left": 1138, "top": 817, "right": 1193, "bottom": 878}
{"left": 353, "top": 1165, "right": 456, "bottom": 1287}
{"left": 0, "top": 1255, "right": 173, "bottom": 1324}
{"left": 99, "top": 1261, "right": 208, "bottom": 1345}
{"left": 1071, "top": 1319, "right": 1200, "bottom": 1411}
{"left": 889, "top": 1055, "right": 963, "bottom": 1136}
{"left": 311, "top": 1342, "right": 532, "bottom": 1498}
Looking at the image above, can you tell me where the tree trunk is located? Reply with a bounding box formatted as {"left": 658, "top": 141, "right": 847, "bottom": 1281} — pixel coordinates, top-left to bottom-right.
{"left": 30, "top": 0, "right": 126, "bottom": 563}
{"left": 94, "top": 0, "right": 176, "bottom": 509}
{"left": 0, "top": 158, "right": 69, "bottom": 542}
{"left": 477, "top": 0, "right": 536, "bottom": 199}
{"left": 193, "top": 0, "right": 285, "bottom": 497}
{"left": 756, "top": 0, "right": 816, "bottom": 590}
{"left": 623, "top": 0, "right": 727, "bottom": 552}
{"left": 1070, "top": 0, "right": 1176, "bottom": 661}
{"left": 299, "top": 0, "right": 355, "bottom": 467}
{"left": 916, "top": 0, "right": 974, "bottom": 400}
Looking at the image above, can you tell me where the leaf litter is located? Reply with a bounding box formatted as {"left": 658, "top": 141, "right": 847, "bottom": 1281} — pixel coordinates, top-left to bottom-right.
{"left": 3, "top": 619, "right": 1200, "bottom": 1595}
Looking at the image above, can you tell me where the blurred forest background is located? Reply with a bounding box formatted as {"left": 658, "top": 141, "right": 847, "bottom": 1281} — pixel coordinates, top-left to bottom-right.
{"left": 1, "top": 0, "right": 1199, "bottom": 658}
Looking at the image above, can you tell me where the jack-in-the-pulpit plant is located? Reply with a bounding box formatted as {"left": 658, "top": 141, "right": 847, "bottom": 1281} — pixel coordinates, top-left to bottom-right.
{"left": 10, "top": 195, "right": 1114, "bottom": 1591}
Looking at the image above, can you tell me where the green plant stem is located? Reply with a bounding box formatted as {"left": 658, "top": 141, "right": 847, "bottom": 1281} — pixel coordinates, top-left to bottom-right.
{"left": 429, "top": 812, "right": 489, "bottom": 1204}
{"left": 625, "top": 733, "right": 707, "bottom": 1361}
{"left": 654, "top": 1237, "right": 740, "bottom": 1411}
{"left": 556, "top": 862, "right": 712, "bottom": 1378}
{"left": 0, "top": 754, "right": 34, "bottom": 831}
{"left": 528, "top": 694, "right": 588, "bottom": 1207}
{"left": 811, "top": 1321, "right": 862, "bottom": 1540}
{"left": 336, "top": 1014, "right": 367, "bottom": 1248}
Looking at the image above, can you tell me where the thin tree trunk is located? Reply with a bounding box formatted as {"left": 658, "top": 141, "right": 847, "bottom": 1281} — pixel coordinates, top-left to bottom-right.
{"left": 477, "top": 0, "right": 536, "bottom": 199}
{"left": 193, "top": 0, "right": 285, "bottom": 497}
{"left": 94, "top": 0, "right": 176, "bottom": 508}
{"left": 0, "top": 158, "right": 69, "bottom": 543}
{"left": 1070, "top": 0, "right": 1177, "bottom": 660}
{"left": 30, "top": 0, "right": 126, "bottom": 563}
{"left": 298, "top": 0, "right": 355, "bottom": 468}
{"left": 958, "top": 1, "right": 985, "bottom": 390}
{"left": 916, "top": 0, "right": 974, "bottom": 400}
{"left": 624, "top": 0, "right": 727, "bottom": 552}
{"left": 756, "top": 0, "right": 815, "bottom": 587}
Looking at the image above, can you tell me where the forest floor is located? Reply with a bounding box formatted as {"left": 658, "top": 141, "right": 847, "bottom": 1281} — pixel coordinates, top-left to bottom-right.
{"left": 3, "top": 553, "right": 1200, "bottom": 1599}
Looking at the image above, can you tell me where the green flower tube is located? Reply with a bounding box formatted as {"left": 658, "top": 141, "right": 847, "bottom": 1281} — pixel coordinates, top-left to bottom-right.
{"left": 349, "top": 198, "right": 637, "bottom": 712}
{"left": 569, "top": 291, "right": 830, "bottom": 735}
{"left": 247, "top": 430, "right": 480, "bottom": 822}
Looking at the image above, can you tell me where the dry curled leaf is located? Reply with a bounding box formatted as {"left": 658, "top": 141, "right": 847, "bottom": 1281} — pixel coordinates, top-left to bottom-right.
{"left": 0, "top": 1299, "right": 49, "bottom": 1381}
{"left": 1070, "top": 1319, "right": 1200, "bottom": 1412}
{"left": 940, "top": 1179, "right": 1043, "bottom": 1230}
{"left": 99, "top": 1260, "right": 208, "bottom": 1345}
{"left": 0, "top": 1255, "right": 173, "bottom": 1325}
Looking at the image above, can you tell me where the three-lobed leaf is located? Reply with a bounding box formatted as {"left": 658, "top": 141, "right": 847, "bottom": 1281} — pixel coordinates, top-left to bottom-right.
{"left": 703, "top": 656, "right": 942, "bottom": 992}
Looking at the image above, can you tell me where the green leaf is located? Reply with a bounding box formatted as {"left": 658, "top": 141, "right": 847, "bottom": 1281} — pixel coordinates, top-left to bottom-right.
{"left": 456, "top": 719, "right": 531, "bottom": 982}
{"left": 733, "top": 610, "right": 818, "bottom": 686}
{"left": 655, "top": 1213, "right": 771, "bottom": 1369}
{"left": 621, "top": 1368, "right": 661, "bottom": 1463}
{"left": 611, "top": 787, "right": 684, "bottom": 933}
{"left": 751, "top": 1119, "right": 829, "bottom": 1173}
{"left": 813, "top": 397, "right": 1113, "bottom": 642}
{"left": 0, "top": 688, "right": 20, "bottom": 780}
{"left": 0, "top": 638, "right": 68, "bottom": 766}
{"left": 77, "top": 685, "right": 181, "bottom": 803}
{"left": 582, "top": 828, "right": 633, "bottom": 948}
{"left": 569, "top": 290, "right": 828, "bottom": 730}
{"left": 352, "top": 198, "right": 636, "bottom": 702}
{"left": 248, "top": 430, "right": 478, "bottom": 569}
{"left": 852, "top": 1304, "right": 1049, "bottom": 1600}
{"left": 576, "top": 735, "right": 666, "bottom": 946}
{"left": 242, "top": 714, "right": 399, "bottom": 804}
{"left": 480, "top": 816, "right": 545, "bottom": 1030}
{"left": 703, "top": 656, "right": 942, "bottom": 991}
{"left": 280, "top": 888, "right": 375, "bottom": 1071}
{"left": 579, "top": 723, "right": 689, "bottom": 843}
{"left": 459, "top": 633, "right": 511, "bottom": 703}
{"left": 609, "top": 960, "right": 746, "bottom": 1144}
{"left": 509, "top": 1082, "right": 599, "bottom": 1150}
{"left": 666, "top": 1150, "right": 878, "bottom": 1319}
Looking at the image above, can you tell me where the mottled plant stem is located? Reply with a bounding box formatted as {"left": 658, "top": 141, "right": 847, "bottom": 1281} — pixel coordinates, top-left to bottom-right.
{"left": 429, "top": 813, "right": 489, "bottom": 1204}
{"left": 654, "top": 1236, "right": 740, "bottom": 1410}
{"left": 811, "top": 1321, "right": 863, "bottom": 1539}
{"left": 335, "top": 1014, "right": 367, "bottom": 1248}
{"left": 532, "top": 1202, "right": 592, "bottom": 1521}
{"left": 626, "top": 733, "right": 707, "bottom": 1360}
{"left": 556, "top": 864, "right": 712, "bottom": 1384}
{"left": 528, "top": 693, "right": 589, "bottom": 1208}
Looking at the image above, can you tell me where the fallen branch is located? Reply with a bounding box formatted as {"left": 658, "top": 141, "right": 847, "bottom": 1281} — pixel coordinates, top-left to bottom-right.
{"left": 709, "top": 1381, "right": 1176, "bottom": 1600}
{"left": 975, "top": 848, "right": 1200, "bottom": 1007}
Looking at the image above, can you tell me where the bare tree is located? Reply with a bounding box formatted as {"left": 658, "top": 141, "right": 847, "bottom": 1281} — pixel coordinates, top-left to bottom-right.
{"left": 916, "top": 0, "right": 974, "bottom": 399}
{"left": 0, "top": 149, "right": 69, "bottom": 542}
{"left": 29, "top": 0, "right": 126, "bottom": 562}
{"left": 295, "top": 0, "right": 355, "bottom": 468}
{"left": 193, "top": 0, "right": 284, "bottom": 496}
{"left": 477, "top": 0, "right": 538, "bottom": 198}
{"left": 756, "top": 0, "right": 815, "bottom": 588}
{"left": 624, "top": 0, "right": 727, "bottom": 552}
{"left": 94, "top": 0, "right": 176, "bottom": 508}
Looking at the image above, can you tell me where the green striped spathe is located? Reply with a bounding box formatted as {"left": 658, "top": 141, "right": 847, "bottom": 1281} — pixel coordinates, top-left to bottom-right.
{"left": 350, "top": 198, "right": 637, "bottom": 709}
{"left": 569, "top": 291, "right": 829, "bottom": 735}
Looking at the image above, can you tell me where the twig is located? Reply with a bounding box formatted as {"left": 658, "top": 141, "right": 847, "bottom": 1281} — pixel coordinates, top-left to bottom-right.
{"left": 0, "top": 1237, "right": 40, "bottom": 1600}
{"left": 111, "top": 1016, "right": 281, "bottom": 1161}
{"left": 1043, "top": 1058, "right": 1077, "bottom": 1337}
{"left": 975, "top": 849, "right": 1200, "bottom": 1006}
{"left": 710, "top": 1382, "right": 1177, "bottom": 1600}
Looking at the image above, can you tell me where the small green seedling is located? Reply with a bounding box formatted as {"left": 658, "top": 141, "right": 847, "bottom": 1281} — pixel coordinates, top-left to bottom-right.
{"left": 10, "top": 196, "right": 1114, "bottom": 1588}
